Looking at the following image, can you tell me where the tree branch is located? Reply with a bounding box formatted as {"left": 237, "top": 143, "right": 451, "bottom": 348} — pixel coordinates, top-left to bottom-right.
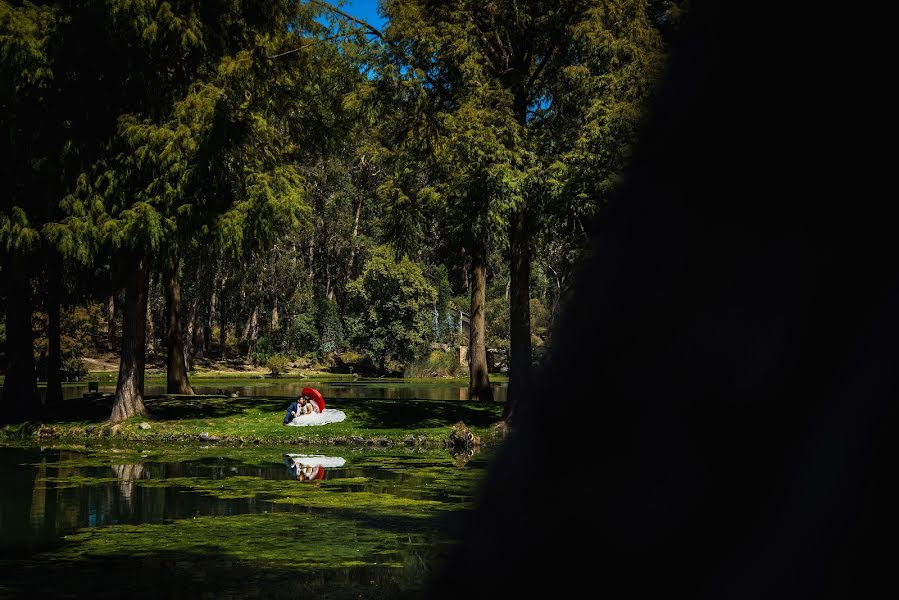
{"left": 269, "top": 30, "right": 369, "bottom": 59}
{"left": 526, "top": 3, "right": 581, "bottom": 91}
{"left": 310, "top": 0, "right": 448, "bottom": 98}
{"left": 309, "top": 0, "right": 384, "bottom": 38}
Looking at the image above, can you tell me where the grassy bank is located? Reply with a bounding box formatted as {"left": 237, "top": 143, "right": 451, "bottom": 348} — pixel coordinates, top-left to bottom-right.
{"left": 0, "top": 393, "right": 505, "bottom": 447}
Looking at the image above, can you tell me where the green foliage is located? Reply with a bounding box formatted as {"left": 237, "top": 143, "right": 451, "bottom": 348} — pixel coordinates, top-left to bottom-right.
{"left": 344, "top": 246, "right": 437, "bottom": 370}
{"left": 0, "top": 1, "right": 62, "bottom": 258}
{"left": 404, "top": 350, "right": 464, "bottom": 378}
{"left": 486, "top": 297, "right": 510, "bottom": 352}
{"left": 251, "top": 336, "right": 272, "bottom": 367}
{"left": 288, "top": 312, "right": 320, "bottom": 355}
{"left": 336, "top": 351, "right": 374, "bottom": 373}
{"left": 374, "top": 0, "right": 671, "bottom": 381}
{"left": 265, "top": 354, "right": 290, "bottom": 377}
{"left": 317, "top": 298, "right": 345, "bottom": 354}
{"left": 530, "top": 298, "right": 551, "bottom": 343}
{"left": 32, "top": 307, "right": 100, "bottom": 381}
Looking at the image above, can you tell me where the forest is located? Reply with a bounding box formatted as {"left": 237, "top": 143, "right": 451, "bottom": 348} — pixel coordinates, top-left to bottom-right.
{"left": 1, "top": 0, "right": 682, "bottom": 425}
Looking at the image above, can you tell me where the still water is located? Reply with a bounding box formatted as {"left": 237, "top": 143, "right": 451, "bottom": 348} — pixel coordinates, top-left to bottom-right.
{"left": 55, "top": 378, "right": 508, "bottom": 404}
{"left": 0, "top": 444, "right": 489, "bottom": 598}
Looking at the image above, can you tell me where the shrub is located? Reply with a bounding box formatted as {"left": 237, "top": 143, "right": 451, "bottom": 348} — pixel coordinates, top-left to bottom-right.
{"left": 336, "top": 351, "right": 375, "bottom": 373}
{"left": 251, "top": 336, "right": 271, "bottom": 366}
{"left": 344, "top": 246, "right": 437, "bottom": 371}
{"left": 288, "top": 312, "right": 319, "bottom": 354}
{"left": 266, "top": 354, "right": 290, "bottom": 377}
{"left": 317, "top": 298, "right": 344, "bottom": 354}
{"left": 32, "top": 306, "right": 93, "bottom": 380}
{"left": 404, "top": 349, "right": 464, "bottom": 378}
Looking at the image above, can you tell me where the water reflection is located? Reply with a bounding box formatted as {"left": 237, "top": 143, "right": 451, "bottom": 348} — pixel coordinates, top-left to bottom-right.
{"left": 49, "top": 378, "right": 507, "bottom": 403}
{"left": 448, "top": 446, "right": 480, "bottom": 468}
{"left": 110, "top": 463, "right": 145, "bottom": 503}
{"left": 284, "top": 454, "right": 346, "bottom": 481}
{"left": 0, "top": 445, "right": 491, "bottom": 596}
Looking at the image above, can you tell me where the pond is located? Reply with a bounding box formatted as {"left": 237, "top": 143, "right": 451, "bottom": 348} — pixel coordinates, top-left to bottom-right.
{"left": 53, "top": 378, "right": 508, "bottom": 404}
{"left": 0, "top": 444, "right": 490, "bottom": 598}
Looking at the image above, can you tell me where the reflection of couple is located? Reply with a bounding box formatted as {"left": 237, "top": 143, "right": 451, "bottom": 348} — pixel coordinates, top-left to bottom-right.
{"left": 285, "top": 456, "right": 324, "bottom": 481}
{"left": 283, "top": 455, "right": 346, "bottom": 481}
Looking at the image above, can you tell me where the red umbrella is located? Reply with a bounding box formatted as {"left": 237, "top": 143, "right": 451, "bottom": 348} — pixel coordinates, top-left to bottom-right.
{"left": 302, "top": 387, "right": 325, "bottom": 413}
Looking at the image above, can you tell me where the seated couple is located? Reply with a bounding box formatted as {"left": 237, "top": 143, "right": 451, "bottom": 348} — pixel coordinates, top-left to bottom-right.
{"left": 282, "top": 390, "right": 347, "bottom": 427}
{"left": 282, "top": 394, "right": 319, "bottom": 424}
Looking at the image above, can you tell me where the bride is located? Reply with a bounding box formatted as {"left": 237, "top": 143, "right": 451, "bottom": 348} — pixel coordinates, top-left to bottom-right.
{"left": 286, "top": 394, "right": 346, "bottom": 427}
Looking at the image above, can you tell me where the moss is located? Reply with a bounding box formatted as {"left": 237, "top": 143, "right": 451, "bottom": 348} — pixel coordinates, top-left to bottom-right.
{"left": 1, "top": 443, "right": 482, "bottom": 598}
{"left": 42, "top": 512, "right": 433, "bottom": 566}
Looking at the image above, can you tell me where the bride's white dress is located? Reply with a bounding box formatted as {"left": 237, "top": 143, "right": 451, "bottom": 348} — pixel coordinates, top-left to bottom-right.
{"left": 287, "top": 408, "right": 346, "bottom": 426}
{"left": 284, "top": 454, "right": 346, "bottom": 468}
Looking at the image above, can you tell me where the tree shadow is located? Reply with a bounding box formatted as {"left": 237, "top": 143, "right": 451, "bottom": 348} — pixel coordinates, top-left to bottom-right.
{"left": 333, "top": 397, "right": 502, "bottom": 429}
{"left": 144, "top": 395, "right": 287, "bottom": 420}
{"left": 34, "top": 393, "right": 503, "bottom": 430}
{"left": 0, "top": 548, "right": 423, "bottom": 599}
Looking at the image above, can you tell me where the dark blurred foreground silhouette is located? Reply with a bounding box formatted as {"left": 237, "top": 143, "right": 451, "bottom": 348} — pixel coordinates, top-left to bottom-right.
{"left": 430, "top": 3, "right": 896, "bottom": 598}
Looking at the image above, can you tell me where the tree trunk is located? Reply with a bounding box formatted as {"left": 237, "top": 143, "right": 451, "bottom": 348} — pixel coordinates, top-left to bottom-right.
{"left": 245, "top": 306, "right": 259, "bottom": 359}
{"left": 145, "top": 292, "right": 155, "bottom": 357}
{"left": 347, "top": 194, "right": 364, "bottom": 275}
{"left": 468, "top": 239, "right": 493, "bottom": 402}
{"left": 107, "top": 292, "right": 116, "bottom": 351}
{"left": 206, "top": 290, "right": 220, "bottom": 354}
{"left": 192, "top": 311, "right": 206, "bottom": 360}
{"left": 185, "top": 290, "right": 198, "bottom": 361}
{"left": 506, "top": 208, "right": 532, "bottom": 423}
{"left": 461, "top": 246, "right": 469, "bottom": 292}
{"left": 240, "top": 307, "right": 256, "bottom": 343}
{"left": 550, "top": 272, "right": 562, "bottom": 327}
{"left": 326, "top": 267, "right": 334, "bottom": 301}
{"left": 219, "top": 321, "right": 227, "bottom": 358}
{"left": 189, "top": 264, "right": 206, "bottom": 360}
{"left": 46, "top": 260, "right": 63, "bottom": 405}
{"left": 110, "top": 254, "right": 149, "bottom": 423}
{"left": 271, "top": 300, "right": 279, "bottom": 331}
{"left": 164, "top": 255, "right": 193, "bottom": 394}
{"left": 1, "top": 254, "right": 37, "bottom": 422}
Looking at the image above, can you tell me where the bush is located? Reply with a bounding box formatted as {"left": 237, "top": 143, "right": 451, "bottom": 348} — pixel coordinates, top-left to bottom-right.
{"left": 266, "top": 354, "right": 290, "bottom": 377}
{"left": 32, "top": 306, "right": 93, "bottom": 381}
{"left": 344, "top": 246, "right": 437, "bottom": 371}
{"left": 404, "top": 350, "right": 464, "bottom": 378}
{"left": 317, "top": 298, "right": 344, "bottom": 354}
{"left": 335, "top": 351, "right": 375, "bottom": 374}
{"left": 288, "top": 312, "right": 319, "bottom": 354}
{"left": 251, "top": 336, "right": 271, "bottom": 366}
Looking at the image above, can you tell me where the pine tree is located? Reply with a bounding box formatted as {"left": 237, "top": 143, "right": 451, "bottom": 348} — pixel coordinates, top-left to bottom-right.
{"left": 373, "top": 0, "right": 670, "bottom": 420}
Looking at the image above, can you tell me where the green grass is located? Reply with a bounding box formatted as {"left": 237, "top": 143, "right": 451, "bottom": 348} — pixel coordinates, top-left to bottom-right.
{"left": 0, "top": 393, "right": 505, "bottom": 446}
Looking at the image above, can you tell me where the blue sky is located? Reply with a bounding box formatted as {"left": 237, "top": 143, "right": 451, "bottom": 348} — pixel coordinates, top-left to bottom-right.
{"left": 334, "top": 1, "right": 387, "bottom": 30}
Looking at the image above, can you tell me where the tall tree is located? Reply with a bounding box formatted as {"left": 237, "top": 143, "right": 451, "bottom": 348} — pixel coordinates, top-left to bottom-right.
{"left": 378, "top": 0, "right": 669, "bottom": 421}
{"left": 53, "top": 1, "right": 334, "bottom": 421}
{"left": 0, "top": 1, "right": 63, "bottom": 420}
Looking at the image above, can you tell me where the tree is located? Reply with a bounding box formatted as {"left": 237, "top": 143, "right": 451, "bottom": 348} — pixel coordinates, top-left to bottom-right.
{"left": 378, "top": 0, "right": 670, "bottom": 422}
{"left": 344, "top": 246, "right": 436, "bottom": 372}
{"left": 52, "top": 1, "right": 336, "bottom": 421}
{"left": 0, "top": 1, "right": 63, "bottom": 420}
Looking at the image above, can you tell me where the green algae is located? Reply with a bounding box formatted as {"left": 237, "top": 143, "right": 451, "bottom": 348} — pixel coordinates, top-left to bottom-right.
{"left": 2, "top": 443, "right": 480, "bottom": 598}
{"left": 32, "top": 450, "right": 480, "bottom": 512}
{"left": 39, "top": 511, "right": 435, "bottom": 569}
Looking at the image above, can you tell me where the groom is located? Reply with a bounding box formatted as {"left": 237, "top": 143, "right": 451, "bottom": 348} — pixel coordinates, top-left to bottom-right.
{"left": 282, "top": 395, "right": 307, "bottom": 425}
